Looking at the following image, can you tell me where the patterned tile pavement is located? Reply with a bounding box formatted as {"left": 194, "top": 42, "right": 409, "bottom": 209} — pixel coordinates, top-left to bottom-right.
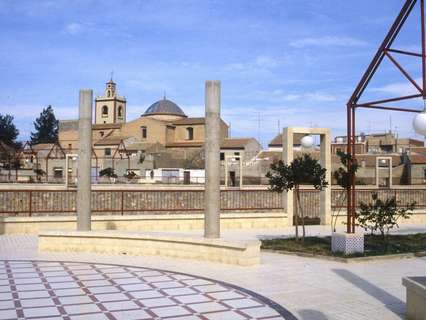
{"left": 2, "top": 227, "right": 426, "bottom": 320}
{"left": 0, "top": 260, "right": 295, "bottom": 320}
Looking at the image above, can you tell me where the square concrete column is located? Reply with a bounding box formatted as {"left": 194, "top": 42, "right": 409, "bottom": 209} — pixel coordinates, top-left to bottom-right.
{"left": 282, "top": 127, "right": 294, "bottom": 225}
{"left": 282, "top": 127, "right": 332, "bottom": 226}
{"left": 77, "top": 89, "right": 93, "bottom": 231}
{"left": 320, "top": 129, "right": 332, "bottom": 225}
{"left": 204, "top": 81, "right": 221, "bottom": 239}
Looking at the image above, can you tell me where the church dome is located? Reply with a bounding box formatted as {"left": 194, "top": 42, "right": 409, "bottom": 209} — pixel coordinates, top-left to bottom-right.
{"left": 143, "top": 98, "right": 186, "bottom": 119}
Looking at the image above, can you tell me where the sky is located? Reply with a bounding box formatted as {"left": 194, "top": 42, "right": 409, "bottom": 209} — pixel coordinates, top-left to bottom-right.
{"left": 0, "top": 0, "right": 424, "bottom": 147}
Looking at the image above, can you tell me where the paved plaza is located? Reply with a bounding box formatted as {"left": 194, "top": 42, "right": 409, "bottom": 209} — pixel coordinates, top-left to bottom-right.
{"left": 1, "top": 226, "right": 426, "bottom": 320}
{"left": 0, "top": 260, "right": 290, "bottom": 320}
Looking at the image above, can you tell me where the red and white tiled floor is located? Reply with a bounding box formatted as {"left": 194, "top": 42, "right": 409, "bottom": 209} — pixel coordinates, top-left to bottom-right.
{"left": 0, "top": 260, "right": 294, "bottom": 320}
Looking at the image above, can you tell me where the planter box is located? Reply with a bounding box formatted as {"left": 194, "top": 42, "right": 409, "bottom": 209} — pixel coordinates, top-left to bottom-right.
{"left": 331, "top": 232, "right": 364, "bottom": 255}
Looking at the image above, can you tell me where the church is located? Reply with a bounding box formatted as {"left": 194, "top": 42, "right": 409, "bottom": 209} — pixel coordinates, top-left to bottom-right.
{"left": 58, "top": 79, "right": 261, "bottom": 173}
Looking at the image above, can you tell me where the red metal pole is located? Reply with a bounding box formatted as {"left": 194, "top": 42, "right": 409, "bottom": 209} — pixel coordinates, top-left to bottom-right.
{"left": 421, "top": 0, "right": 426, "bottom": 96}
{"left": 346, "top": 103, "right": 352, "bottom": 233}
{"left": 351, "top": 106, "right": 356, "bottom": 234}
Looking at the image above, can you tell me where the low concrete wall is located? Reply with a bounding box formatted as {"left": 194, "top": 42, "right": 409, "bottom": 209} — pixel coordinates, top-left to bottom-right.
{"left": 403, "top": 277, "right": 426, "bottom": 320}
{"left": 38, "top": 230, "right": 261, "bottom": 266}
{"left": 0, "top": 212, "right": 288, "bottom": 234}
{"left": 331, "top": 210, "right": 426, "bottom": 226}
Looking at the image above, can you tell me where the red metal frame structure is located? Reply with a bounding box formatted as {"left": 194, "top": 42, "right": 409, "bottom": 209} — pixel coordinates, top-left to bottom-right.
{"left": 347, "top": 0, "right": 425, "bottom": 233}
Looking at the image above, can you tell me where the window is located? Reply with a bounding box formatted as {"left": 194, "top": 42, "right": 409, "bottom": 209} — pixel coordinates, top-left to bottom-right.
{"left": 186, "top": 127, "right": 194, "bottom": 140}
{"left": 53, "top": 167, "right": 63, "bottom": 178}
{"left": 118, "top": 106, "right": 123, "bottom": 118}
{"left": 100, "top": 131, "right": 104, "bottom": 137}
{"left": 68, "top": 144, "right": 72, "bottom": 150}
{"left": 105, "top": 148, "right": 111, "bottom": 156}
{"left": 102, "top": 105, "right": 108, "bottom": 117}
{"left": 141, "top": 126, "right": 147, "bottom": 139}
{"left": 424, "top": 169, "right": 426, "bottom": 180}
{"left": 220, "top": 152, "right": 225, "bottom": 161}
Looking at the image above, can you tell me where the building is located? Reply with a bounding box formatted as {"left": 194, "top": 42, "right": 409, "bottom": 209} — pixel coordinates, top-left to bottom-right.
{"left": 267, "top": 133, "right": 306, "bottom": 151}
{"left": 57, "top": 79, "right": 261, "bottom": 180}
{"left": 332, "top": 132, "right": 424, "bottom": 154}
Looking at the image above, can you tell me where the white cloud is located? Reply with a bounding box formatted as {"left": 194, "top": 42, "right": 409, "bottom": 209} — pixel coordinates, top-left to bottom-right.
{"left": 224, "top": 55, "right": 281, "bottom": 74}
{"left": 64, "top": 22, "right": 84, "bottom": 35}
{"left": 305, "top": 92, "right": 338, "bottom": 102}
{"left": 250, "top": 89, "right": 340, "bottom": 103}
{"left": 290, "top": 36, "right": 367, "bottom": 48}
{"left": 281, "top": 94, "right": 301, "bottom": 101}
{"left": 255, "top": 55, "right": 278, "bottom": 68}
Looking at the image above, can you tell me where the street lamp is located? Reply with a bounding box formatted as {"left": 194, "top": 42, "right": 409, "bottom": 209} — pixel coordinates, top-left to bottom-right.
{"left": 413, "top": 107, "right": 426, "bottom": 135}
{"left": 301, "top": 135, "right": 314, "bottom": 148}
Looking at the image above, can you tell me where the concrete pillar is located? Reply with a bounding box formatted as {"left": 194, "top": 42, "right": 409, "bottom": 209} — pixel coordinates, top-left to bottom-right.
{"left": 224, "top": 155, "right": 228, "bottom": 187}
{"left": 239, "top": 151, "right": 243, "bottom": 188}
{"left": 77, "top": 89, "right": 93, "bottom": 231}
{"left": 320, "top": 129, "right": 331, "bottom": 225}
{"left": 282, "top": 127, "right": 294, "bottom": 225}
{"left": 204, "top": 80, "right": 221, "bottom": 238}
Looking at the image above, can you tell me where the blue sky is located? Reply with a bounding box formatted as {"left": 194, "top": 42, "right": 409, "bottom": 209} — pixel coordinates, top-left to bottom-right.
{"left": 0, "top": 0, "right": 424, "bottom": 146}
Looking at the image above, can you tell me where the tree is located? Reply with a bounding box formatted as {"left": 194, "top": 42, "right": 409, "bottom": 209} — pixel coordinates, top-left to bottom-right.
{"left": 357, "top": 193, "right": 415, "bottom": 249}
{"left": 0, "top": 114, "right": 19, "bottom": 147}
{"left": 266, "top": 154, "right": 328, "bottom": 242}
{"left": 331, "top": 151, "right": 359, "bottom": 232}
{"left": 124, "top": 170, "right": 137, "bottom": 180}
{"left": 30, "top": 105, "right": 59, "bottom": 144}
{"left": 99, "top": 167, "right": 117, "bottom": 178}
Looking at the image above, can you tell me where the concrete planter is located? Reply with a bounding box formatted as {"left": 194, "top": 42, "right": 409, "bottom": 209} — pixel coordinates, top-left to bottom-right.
{"left": 331, "top": 232, "right": 364, "bottom": 255}
{"left": 403, "top": 277, "right": 426, "bottom": 320}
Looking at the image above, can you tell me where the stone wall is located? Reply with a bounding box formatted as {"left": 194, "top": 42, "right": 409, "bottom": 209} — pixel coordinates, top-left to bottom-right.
{"left": 0, "top": 189, "right": 283, "bottom": 217}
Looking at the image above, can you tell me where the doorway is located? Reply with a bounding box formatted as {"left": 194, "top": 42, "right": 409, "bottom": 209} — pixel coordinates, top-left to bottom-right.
{"left": 183, "top": 171, "right": 190, "bottom": 184}
{"left": 229, "top": 171, "right": 236, "bottom": 187}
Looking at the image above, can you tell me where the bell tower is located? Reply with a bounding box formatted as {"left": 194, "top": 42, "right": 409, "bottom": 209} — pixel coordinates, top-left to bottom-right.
{"left": 95, "top": 78, "right": 126, "bottom": 124}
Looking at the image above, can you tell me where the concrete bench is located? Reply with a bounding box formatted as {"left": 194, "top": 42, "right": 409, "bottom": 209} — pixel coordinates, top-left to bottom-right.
{"left": 403, "top": 277, "right": 426, "bottom": 320}
{"left": 38, "top": 230, "right": 261, "bottom": 266}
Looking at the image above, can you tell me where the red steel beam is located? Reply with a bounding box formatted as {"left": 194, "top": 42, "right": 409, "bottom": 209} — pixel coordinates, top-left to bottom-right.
{"left": 386, "top": 48, "right": 422, "bottom": 57}
{"left": 346, "top": 0, "right": 422, "bottom": 234}
{"left": 356, "top": 93, "right": 423, "bottom": 107}
{"left": 385, "top": 51, "right": 423, "bottom": 93}
{"left": 348, "top": 0, "right": 417, "bottom": 105}
{"left": 356, "top": 104, "right": 422, "bottom": 113}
